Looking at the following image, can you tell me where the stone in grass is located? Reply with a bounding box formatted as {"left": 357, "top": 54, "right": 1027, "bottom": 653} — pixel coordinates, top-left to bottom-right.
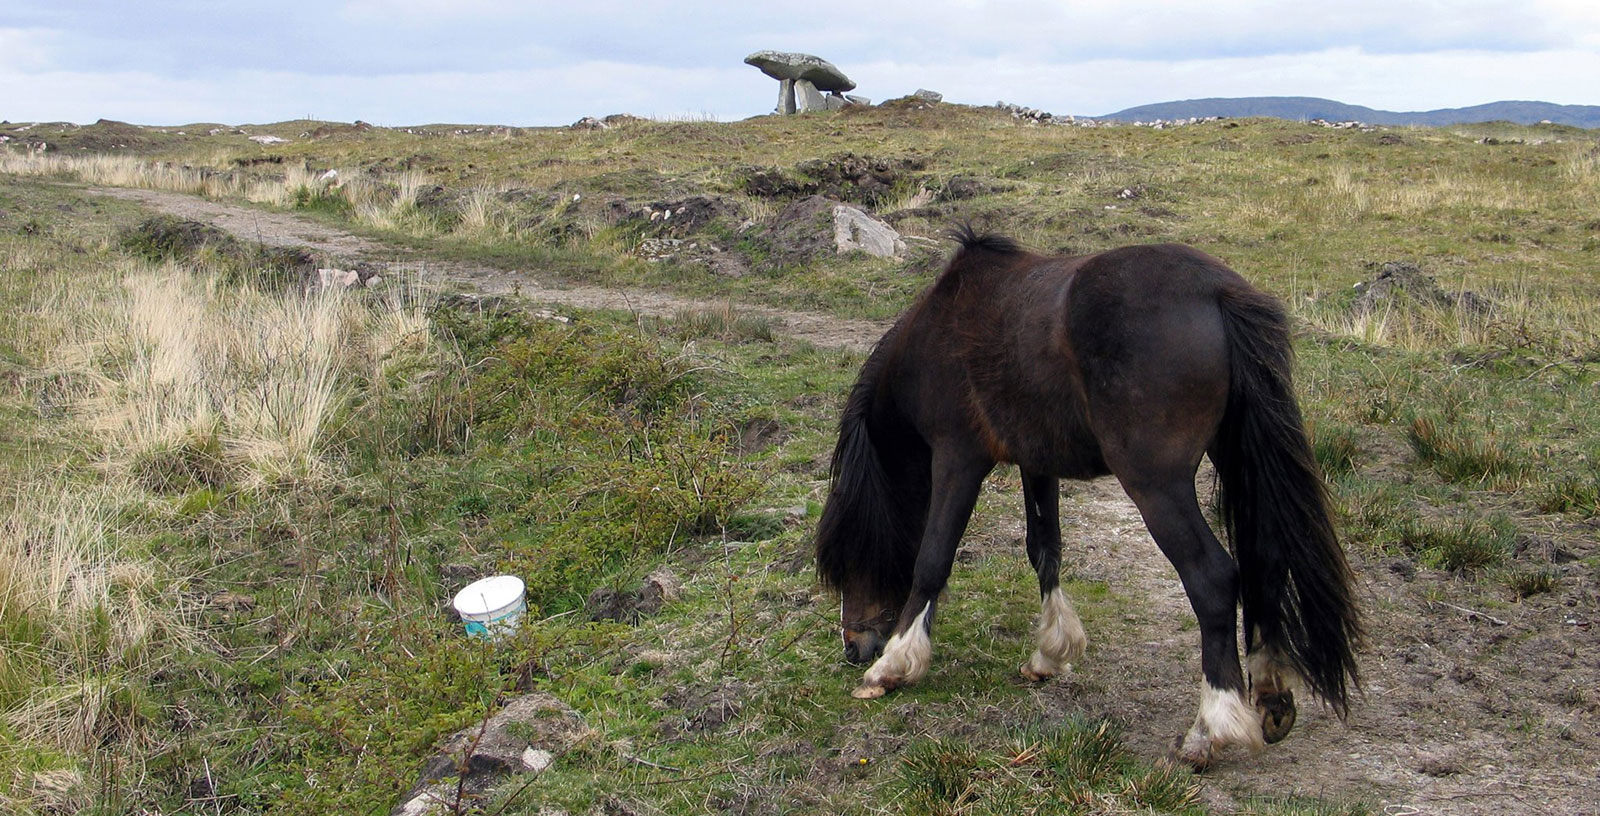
{"left": 391, "top": 692, "right": 590, "bottom": 816}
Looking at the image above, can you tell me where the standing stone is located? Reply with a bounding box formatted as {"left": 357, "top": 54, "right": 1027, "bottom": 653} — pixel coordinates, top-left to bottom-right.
{"left": 778, "top": 79, "right": 797, "bottom": 114}
{"left": 794, "top": 80, "right": 827, "bottom": 112}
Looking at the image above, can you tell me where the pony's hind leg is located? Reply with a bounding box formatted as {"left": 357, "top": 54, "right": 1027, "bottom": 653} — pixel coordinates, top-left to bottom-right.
{"left": 853, "top": 451, "right": 991, "bottom": 699}
{"left": 1020, "top": 473, "right": 1086, "bottom": 681}
{"left": 1120, "top": 477, "right": 1263, "bottom": 768}
{"left": 1247, "top": 638, "right": 1301, "bottom": 744}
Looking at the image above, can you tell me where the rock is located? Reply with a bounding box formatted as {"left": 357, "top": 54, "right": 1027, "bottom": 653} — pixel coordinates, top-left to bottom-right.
{"left": 744, "top": 51, "right": 858, "bottom": 115}
{"left": 208, "top": 591, "right": 255, "bottom": 612}
{"left": 248, "top": 135, "right": 288, "bottom": 144}
{"left": 762, "top": 195, "right": 903, "bottom": 265}
{"left": 1352, "top": 261, "right": 1491, "bottom": 315}
{"left": 912, "top": 88, "right": 943, "bottom": 103}
{"left": 794, "top": 79, "right": 827, "bottom": 112}
{"left": 1418, "top": 752, "right": 1463, "bottom": 777}
{"left": 571, "top": 116, "right": 609, "bottom": 130}
{"left": 833, "top": 204, "right": 905, "bottom": 258}
{"left": 587, "top": 569, "right": 683, "bottom": 622}
{"left": 744, "top": 51, "right": 855, "bottom": 91}
{"left": 639, "top": 568, "right": 681, "bottom": 615}
{"left": 316, "top": 268, "right": 362, "bottom": 289}
{"left": 392, "top": 692, "right": 589, "bottom": 816}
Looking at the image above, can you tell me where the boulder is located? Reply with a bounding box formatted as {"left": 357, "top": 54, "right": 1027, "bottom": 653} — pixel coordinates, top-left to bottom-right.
{"left": 761, "top": 194, "right": 906, "bottom": 264}
{"left": 912, "top": 89, "right": 944, "bottom": 103}
{"left": 794, "top": 80, "right": 827, "bottom": 112}
{"left": 743, "top": 51, "right": 855, "bottom": 91}
{"left": 1352, "top": 261, "right": 1490, "bottom": 315}
{"left": 833, "top": 204, "right": 905, "bottom": 258}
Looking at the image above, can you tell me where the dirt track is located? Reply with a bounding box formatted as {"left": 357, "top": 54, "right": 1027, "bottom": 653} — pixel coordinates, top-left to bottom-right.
{"left": 90, "top": 187, "right": 889, "bottom": 353}
{"left": 93, "top": 186, "right": 1600, "bottom": 816}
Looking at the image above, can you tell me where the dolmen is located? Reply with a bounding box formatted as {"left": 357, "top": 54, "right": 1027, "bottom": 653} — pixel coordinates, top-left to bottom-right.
{"left": 744, "top": 51, "right": 870, "bottom": 114}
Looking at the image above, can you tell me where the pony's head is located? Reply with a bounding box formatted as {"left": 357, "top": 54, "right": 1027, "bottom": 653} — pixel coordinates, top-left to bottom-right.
{"left": 839, "top": 580, "right": 903, "bottom": 664}
{"left": 815, "top": 368, "right": 929, "bottom": 665}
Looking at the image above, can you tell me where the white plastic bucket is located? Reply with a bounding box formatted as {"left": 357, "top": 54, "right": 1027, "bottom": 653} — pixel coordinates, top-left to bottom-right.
{"left": 452, "top": 575, "right": 526, "bottom": 639}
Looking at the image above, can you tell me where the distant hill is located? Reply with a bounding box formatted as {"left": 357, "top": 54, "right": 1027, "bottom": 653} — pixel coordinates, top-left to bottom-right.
{"left": 1098, "top": 97, "right": 1600, "bottom": 128}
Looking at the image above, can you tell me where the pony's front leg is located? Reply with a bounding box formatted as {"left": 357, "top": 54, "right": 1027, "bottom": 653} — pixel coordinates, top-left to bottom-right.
{"left": 853, "top": 452, "right": 991, "bottom": 699}
{"left": 1019, "top": 472, "right": 1087, "bottom": 682}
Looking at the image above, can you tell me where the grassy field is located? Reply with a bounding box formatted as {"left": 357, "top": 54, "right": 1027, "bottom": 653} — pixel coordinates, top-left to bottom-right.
{"left": 2, "top": 106, "right": 1598, "bottom": 814}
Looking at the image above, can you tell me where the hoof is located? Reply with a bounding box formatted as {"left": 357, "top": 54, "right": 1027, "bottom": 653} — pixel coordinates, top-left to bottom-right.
{"left": 1019, "top": 663, "right": 1053, "bottom": 683}
{"left": 851, "top": 684, "right": 888, "bottom": 699}
{"left": 1169, "top": 734, "right": 1214, "bottom": 772}
{"left": 1257, "top": 690, "right": 1297, "bottom": 744}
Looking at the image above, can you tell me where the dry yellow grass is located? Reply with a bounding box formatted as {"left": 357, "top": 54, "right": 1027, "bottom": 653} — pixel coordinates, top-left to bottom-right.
{"left": 1, "top": 230, "right": 446, "bottom": 811}
{"left": 46, "top": 264, "right": 445, "bottom": 487}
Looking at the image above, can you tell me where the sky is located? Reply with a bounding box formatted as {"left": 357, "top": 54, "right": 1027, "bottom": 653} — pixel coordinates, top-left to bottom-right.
{"left": 4, "top": 1, "right": 1599, "bottom": 127}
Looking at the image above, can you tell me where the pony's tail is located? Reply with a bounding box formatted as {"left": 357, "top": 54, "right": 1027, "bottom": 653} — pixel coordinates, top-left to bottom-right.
{"left": 1212, "top": 286, "right": 1361, "bottom": 714}
{"left": 815, "top": 378, "right": 927, "bottom": 600}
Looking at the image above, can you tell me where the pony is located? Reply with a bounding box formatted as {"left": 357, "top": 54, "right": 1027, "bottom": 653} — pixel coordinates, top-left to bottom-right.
{"left": 815, "top": 228, "right": 1360, "bottom": 768}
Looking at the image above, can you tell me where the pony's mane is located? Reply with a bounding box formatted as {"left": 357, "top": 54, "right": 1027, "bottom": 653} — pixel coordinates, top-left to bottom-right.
{"left": 814, "top": 323, "right": 930, "bottom": 601}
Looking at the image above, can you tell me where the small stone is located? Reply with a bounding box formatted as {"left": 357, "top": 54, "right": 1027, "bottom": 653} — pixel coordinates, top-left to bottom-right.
{"left": 521, "top": 748, "right": 554, "bottom": 773}
{"left": 209, "top": 591, "right": 255, "bottom": 611}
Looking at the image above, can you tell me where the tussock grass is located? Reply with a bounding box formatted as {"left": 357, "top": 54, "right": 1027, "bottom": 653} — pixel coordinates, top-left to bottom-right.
{"left": 40, "top": 264, "right": 446, "bottom": 488}
{"left": 0, "top": 151, "right": 243, "bottom": 198}
{"left": 0, "top": 484, "right": 196, "bottom": 811}
{"left": 1394, "top": 514, "right": 1516, "bottom": 572}
{"left": 1309, "top": 421, "right": 1362, "bottom": 476}
{"left": 1503, "top": 566, "right": 1558, "bottom": 599}
{"left": 660, "top": 303, "right": 777, "bottom": 343}
{"left": 1537, "top": 471, "right": 1600, "bottom": 517}
{"left": 65, "top": 268, "right": 348, "bottom": 485}
{"left": 1406, "top": 416, "right": 1530, "bottom": 488}
{"left": 1294, "top": 278, "right": 1600, "bottom": 359}
{"left": 893, "top": 720, "right": 1201, "bottom": 815}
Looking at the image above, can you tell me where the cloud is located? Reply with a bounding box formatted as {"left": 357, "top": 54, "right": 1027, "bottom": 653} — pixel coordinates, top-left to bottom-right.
{"left": 4, "top": 1, "right": 1599, "bottom": 125}
{"left": 0, "top": 61, "right": 763, "bottom": 126}
{"left": 856, "top": 47, "right": 1600, "bottom": 115}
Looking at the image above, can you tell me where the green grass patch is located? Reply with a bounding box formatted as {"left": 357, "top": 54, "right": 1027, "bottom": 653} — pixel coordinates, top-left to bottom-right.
{"left": 893, "top": 720, "right": 1201, "bottom": 816}
{"left": 1406, "top": 416, "right": 1531, "bottom": 487}
{"left": 1394, "top": 514, "right": 1516, "bottom": 572}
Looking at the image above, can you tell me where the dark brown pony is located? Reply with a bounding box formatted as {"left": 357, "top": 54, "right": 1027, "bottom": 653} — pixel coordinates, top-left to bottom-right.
{"left": 815, "top": 229, "right": 1360, "bottom": 768}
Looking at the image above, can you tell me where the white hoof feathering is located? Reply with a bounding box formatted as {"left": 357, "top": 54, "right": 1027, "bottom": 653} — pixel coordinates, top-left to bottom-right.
{"left": 1022, "top": 586, "right": 1087, "bottom": 680}
{"left": 1178, "top": 682, "right": 1265, "bottom": 762}
{"left": 859, "top": 603, "right": 933, "bottom": 692}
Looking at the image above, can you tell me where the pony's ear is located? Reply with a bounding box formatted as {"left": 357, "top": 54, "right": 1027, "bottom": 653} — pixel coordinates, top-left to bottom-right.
{"left": 946, "top": 223, "right": 1022, "bottom": 255}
